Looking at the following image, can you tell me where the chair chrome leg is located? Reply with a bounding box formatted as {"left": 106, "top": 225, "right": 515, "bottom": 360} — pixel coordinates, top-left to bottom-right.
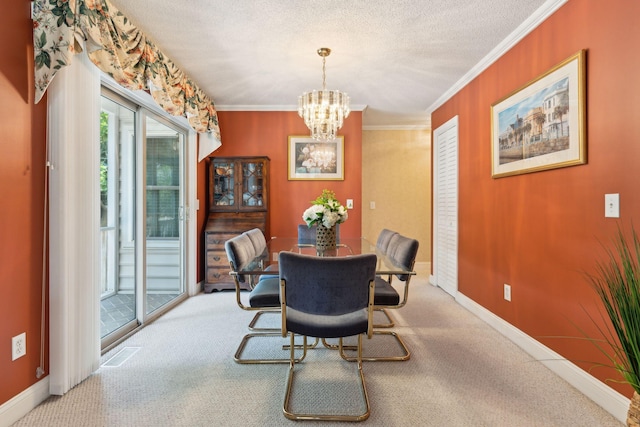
{"left": 321, "top": 337, "right": 345, "bottom": 350}
{"left": 282, "top": 336, "right": 319, "bottom": 351}
{"left": 234, "top": 332, "right": 306, "bottom": 364}
{"left": 373, "top": 308, "right": 395, "bottom": 328}
{"left": 283, "top": 333, "right": 371, "bottom": 421}
{"left": 339, "top": 330, "right": 411, "bottom": 362}
{"left": 247, "top": 310, "right": 281, "bottom": 332}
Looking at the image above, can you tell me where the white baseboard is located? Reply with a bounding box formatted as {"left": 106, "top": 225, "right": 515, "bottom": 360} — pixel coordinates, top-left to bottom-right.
{"left": 192, "top": 279, "right": 204, "bottom": 296}
{"left": 455, "top": 291, "right": 630, "bottom": 424}
{"left": 0, "top": 378, "right": 50, "bottom": 427}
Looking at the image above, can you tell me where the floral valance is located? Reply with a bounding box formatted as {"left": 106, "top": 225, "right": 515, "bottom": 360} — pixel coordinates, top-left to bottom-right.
{"left": 33, "top": 0, "right": 221, "bottom": 147}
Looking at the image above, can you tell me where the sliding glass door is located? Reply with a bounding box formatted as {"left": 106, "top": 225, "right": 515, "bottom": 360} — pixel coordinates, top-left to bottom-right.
{"left": 100, "top": 89, "right": 186, "bottom": 349}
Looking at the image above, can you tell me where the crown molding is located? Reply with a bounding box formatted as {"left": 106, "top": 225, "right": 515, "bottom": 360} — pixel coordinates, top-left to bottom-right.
{"left": 215, "top": 104, "right": 368, "bottom": 112}
{"left": 363, "top": 122, "right": 431, "bottom": 131}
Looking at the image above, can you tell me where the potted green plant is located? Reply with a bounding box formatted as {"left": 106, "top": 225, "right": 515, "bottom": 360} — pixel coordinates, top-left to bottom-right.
{"left": 586, "top": 226, "right": 640, "bottom": 426}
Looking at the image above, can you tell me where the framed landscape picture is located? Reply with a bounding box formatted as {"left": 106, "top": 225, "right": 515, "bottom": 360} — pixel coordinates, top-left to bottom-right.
{"left": 491, "top": 50, "right": 587, "bottom": 178}
{"left": 287, "top": 136, "right": 344, "bottom": 180}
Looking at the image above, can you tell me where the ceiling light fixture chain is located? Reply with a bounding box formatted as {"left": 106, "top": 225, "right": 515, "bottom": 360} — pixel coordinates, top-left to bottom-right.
{"left": 298, "top": 47, "right": 350, "bottom": 142}
{"left": 319, "top": 47, "right": 329, "bottom": 90}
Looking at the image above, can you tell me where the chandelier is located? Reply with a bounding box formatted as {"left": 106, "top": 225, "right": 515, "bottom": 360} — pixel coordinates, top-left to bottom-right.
{"left": 298, "top": 48, "right": 350, "bottom": 142}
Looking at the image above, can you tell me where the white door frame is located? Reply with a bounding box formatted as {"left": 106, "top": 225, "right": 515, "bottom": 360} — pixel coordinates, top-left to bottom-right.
{"left": 431, "top": 116, "right": 459, "bottom": 297}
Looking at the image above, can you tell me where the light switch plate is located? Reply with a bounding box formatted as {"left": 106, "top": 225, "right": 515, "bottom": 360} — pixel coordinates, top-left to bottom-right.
{"left": 605, "top": 193, "right": 620, "bottom": 218}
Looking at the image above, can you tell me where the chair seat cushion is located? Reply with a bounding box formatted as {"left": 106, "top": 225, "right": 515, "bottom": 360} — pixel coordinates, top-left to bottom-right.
{"left": 258, "top": 264, "right": 278, "bottom": 282}
{"left": 248, "top": 277, "right": 280, "bottom": 307}
{"left": 286, "top": 307, "right": 368, "bottom": 338}
{"left": 374, "top": 276, "right": 400, "bottom": 306}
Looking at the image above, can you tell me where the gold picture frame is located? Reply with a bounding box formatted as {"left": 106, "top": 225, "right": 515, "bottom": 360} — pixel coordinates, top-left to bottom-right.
{"left": 491, "top": 50, "right": 587, "bottom": 178}
{"left": 287, "top": 136, "right": 344, "bottom": 180}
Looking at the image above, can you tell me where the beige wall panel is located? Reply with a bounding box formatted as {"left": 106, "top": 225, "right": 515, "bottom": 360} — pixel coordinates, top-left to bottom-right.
{"left": 362, "top": 129, "right": 431, "bottom": 264}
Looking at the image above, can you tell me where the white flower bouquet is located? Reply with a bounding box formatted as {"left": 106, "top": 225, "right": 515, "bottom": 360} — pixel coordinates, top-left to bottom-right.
{"left": 302, "top": 189, "right": 348, "bottom": 229}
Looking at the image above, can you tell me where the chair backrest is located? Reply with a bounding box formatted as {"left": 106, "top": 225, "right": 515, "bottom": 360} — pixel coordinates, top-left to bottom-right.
{"left": 386, "top": 233, "right": 419, "bottom": 281}
{"left": 224, "top": 233, "right": 256, "bottom": 283}
{"left": 245, "top": 228, "right": 268, "bottom": 256}
{"left": 279, "top": 252, "right": 376, "bottom": 317}
{"left": 297, "top": 224, "right": 316, "bottom": 245}
{"left": 297, "top": 223, "right": 340, "bottom": 245}
{"left": 376, "top": 228, "right": 398, "bottom": 253}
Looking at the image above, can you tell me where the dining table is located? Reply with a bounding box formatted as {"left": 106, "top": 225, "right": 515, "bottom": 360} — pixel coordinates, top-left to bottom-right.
{"left": 237, "top": 236, "right": 416, "bottom": 278}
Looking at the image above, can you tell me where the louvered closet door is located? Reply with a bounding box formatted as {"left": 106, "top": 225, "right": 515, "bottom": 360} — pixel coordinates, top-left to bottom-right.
{"left": 433, "top": 116, "right": 458, "bottom": 297}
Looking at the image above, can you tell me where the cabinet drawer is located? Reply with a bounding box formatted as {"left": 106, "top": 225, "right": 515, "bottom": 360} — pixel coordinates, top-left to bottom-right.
{"left": 207, "top": 251, "right": 228, "bottom": 267}
{"left": 207, "top": 266, "right": 232, "bottom": 283}
{"left": 206, "top": 232, "right": 238, "bottom": 247}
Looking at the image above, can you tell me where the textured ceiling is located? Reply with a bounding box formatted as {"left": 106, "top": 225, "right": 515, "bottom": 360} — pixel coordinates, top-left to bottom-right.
{"left": 108, "top": 0, "right": 562, "bottom": 129}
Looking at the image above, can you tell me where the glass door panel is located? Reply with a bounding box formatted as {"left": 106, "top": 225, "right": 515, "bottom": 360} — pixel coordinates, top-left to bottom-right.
{"left": 144, "top": 116, "right": 185, "bottom": 315}
{"left": 100, "top": 95, "right": 137, "bottom": 341}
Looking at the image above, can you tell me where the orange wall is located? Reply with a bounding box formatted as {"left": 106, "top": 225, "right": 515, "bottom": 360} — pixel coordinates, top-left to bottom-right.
{"left": 196, "top": 111, "right": 363, "bottom": 281}
{"left": 0, "top": 0, "right": 48, "bottom": 405}
{"left": 432, "top": 0, "right": 640, "bottom": 396}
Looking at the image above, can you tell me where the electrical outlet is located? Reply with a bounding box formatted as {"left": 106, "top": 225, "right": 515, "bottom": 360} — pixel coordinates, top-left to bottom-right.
{"left": 12, "top": 333, "right": 26, "bottom": 361}
{"left": 504, "top": 284, "right": 511, "bottom": 302}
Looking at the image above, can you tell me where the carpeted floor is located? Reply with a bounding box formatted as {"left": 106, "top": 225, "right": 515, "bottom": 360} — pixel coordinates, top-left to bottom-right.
{"left": 13, "top": 276, "right": 624, "bottom": 426}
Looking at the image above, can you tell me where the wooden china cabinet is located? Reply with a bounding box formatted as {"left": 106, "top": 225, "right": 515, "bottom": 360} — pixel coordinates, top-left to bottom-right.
{"left": 204, "top": 156, "right": 269, "bottom": 292}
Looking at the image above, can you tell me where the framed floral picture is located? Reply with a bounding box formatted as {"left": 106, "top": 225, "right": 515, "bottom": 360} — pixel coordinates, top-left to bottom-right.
{"left": 287, "top": 136, "right": 344, "bottom": 180}
{"left": 490, "top": 50, "right": 587, "bottom": 178}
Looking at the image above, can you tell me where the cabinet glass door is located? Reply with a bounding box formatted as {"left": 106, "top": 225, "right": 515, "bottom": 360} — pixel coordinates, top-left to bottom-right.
{"left": 213, "top": 161, "right": 235, "bottom": 208}
{"left": 241, "top": 160, "right": 265, "bottom": 208}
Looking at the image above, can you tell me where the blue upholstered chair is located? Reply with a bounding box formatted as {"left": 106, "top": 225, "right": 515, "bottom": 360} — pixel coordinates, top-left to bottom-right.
{"left": 368, "top": 228, "right": 400, "bottom": 329}
{"left": 225, "top": 229, "right": 292, "bottom": 364}
{"left": 375, "top": 233, "right": 419, "bottom": 309}
{"left": 279, "top": 252, "right": 376, "bottom": 421}
{"left": 368, "top": 231, "right": 419, "bottom": 361}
